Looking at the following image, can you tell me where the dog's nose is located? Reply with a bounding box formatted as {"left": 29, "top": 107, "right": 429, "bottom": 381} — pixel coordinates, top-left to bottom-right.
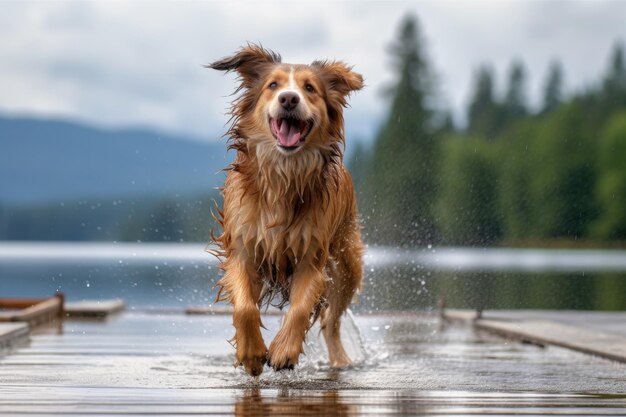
{"left": 278, "top": 92, "right": 300, "bottom": 110}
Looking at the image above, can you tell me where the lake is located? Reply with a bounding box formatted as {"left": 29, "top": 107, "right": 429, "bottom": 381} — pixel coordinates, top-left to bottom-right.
{"left": 1, "top": 242, "right": 626, "bottom": 311}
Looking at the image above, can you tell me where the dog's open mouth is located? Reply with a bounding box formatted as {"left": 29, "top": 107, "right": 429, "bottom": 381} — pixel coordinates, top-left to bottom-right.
{"left": 269, "top": 117, "right": 313, "bottom": 150}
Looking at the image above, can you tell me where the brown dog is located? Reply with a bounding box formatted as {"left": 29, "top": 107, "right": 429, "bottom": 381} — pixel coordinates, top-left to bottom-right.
{"left": 208, "top": 44, "right": 364, "bottom": 376}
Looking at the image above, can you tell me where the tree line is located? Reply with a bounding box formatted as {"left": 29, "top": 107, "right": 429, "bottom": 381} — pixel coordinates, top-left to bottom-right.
{"left": 350, "top": 15, "right": 626, "bottom": 247}
{"left": 0, "top": 194, "right": 217, "bottom": 242}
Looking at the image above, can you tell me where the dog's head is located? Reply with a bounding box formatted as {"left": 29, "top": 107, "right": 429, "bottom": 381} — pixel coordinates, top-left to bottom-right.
{"left": 209, "top": 44, "right": 363, "bottom": 156}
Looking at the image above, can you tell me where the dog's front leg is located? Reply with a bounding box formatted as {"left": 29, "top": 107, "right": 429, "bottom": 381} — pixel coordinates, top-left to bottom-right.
{"left": 218, "top": 258, "right": 267, "bottom": 376}
{"left": 268, "top": 263, "right": 326, "bottom": 370}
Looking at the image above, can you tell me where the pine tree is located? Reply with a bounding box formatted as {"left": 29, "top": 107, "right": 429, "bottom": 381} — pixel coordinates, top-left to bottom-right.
{"left": 361, "top": 15, "right": 439, "bottom": 246}
{"left": 602, "top": 42, "right": 626, "bottom": 108}
{"left": 467, "top": 66, "right": 498, "bottom": 138}
{"left": 503, "top": 60, "right": 528, "bottom": 122}
{"left": 527, "top": 104, "right": 596, "bottom": 238}
{"left": 346, "top": 141, "right": 369, "bottom": 193}
{"left": 436, "top": 136, "right": 502, "bottom": 245}
{"left": 592, "top": 111, "right": 626, "bottom": 239}
{"left": 541, "top": 61, "right": 563, "bottom": 114}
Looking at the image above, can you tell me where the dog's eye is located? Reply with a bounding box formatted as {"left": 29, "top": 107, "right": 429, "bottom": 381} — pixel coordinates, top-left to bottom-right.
{"left": 269, "top": 82, "right": 278, "bottom": 89}
{"left": 305, "top": 83, "right": 315, "bottom": 93}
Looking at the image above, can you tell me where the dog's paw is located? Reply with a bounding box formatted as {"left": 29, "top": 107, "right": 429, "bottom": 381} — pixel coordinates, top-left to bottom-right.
{"left": 266, "top": 354, "right": 295, "bottom": 371}
{"left": 240, "top": 352, "right": 267, "bottom": 377}
{"left": 236, "top": 342, "right": 268, "bottom": 377}
{"left": 267, "top": 332, "right": 302, "bottom": 371}
{"left": 328, "top": 348, "right": 352, "bottom": 369}
{"left": 329, "top": 357, "right": 352, "bottom": 369}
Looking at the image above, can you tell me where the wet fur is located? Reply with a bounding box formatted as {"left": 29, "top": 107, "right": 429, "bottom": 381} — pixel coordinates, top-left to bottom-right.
{"left": 208, "top": 44, "right": 364, "bottom": 376}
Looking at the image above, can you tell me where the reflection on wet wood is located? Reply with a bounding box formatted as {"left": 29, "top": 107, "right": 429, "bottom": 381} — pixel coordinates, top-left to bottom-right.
{"left": 234, "top": 389, "right": 354, "bottom": 416}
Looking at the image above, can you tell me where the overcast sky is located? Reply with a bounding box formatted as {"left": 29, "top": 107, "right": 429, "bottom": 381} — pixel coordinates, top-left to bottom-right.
{"left": 2, "top": 1, "right": 626, "bottom": 143}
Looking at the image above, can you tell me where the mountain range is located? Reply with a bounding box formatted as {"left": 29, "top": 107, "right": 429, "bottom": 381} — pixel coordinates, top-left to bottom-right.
{"left": 0, "top": 115, "right": 230, "bottom": 205}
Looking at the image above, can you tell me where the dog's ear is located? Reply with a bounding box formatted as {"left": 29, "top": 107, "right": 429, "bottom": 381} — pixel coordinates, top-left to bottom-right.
{"left": 312, "top": 60, "right": 364, "bottom": 97}
{"left": 207, "top": 44, "right": 281, "bottom": 86}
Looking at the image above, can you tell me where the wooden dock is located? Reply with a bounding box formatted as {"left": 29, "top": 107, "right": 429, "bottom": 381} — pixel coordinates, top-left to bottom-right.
{"left": 1, "top": 311, "right": 626, "bottom": 416}
{"left": 0, "top": 294, "right": 64, "bottom": 327}
{"left": 0, "top": 297, "right": 125, "bottom": 352}
{"left": 443, "top": 309, "right": 626, "bottom": 364}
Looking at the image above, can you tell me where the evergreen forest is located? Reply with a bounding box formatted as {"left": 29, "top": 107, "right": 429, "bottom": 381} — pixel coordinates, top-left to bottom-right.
{"left": 351, "top": 15, "right": 626, "bottom": 247}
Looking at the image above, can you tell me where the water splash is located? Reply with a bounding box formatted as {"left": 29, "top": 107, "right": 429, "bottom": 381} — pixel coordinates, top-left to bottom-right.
{"left": 302, "top": 309, "right": 368, "bottom": 369}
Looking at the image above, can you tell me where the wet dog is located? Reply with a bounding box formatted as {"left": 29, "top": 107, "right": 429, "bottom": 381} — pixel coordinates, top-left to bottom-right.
{"left": 208, "top": 44, "right": 364, "bottom": 376}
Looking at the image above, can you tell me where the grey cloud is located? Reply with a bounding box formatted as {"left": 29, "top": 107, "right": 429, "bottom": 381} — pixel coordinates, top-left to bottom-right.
{"left": 43, "top": 1, "right": 95, "bottom": 30}
{"left": 1, "top": 1, "right": 626, "bottom": 140}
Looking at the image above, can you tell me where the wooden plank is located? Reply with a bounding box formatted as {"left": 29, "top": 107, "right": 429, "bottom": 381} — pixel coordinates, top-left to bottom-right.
{"left": 0, "top": 296, "right": 63, "bottom": 327}
{"left": 442, "top": 309, "right": 626, "bottom": 364}
{"left": 64, "top": 299, "right": 125, "bottom": 318}
{"left": 475, "top": 319, "right": 626, "bottom": 363}
{"left": 0, "top": 323, "right": 29, "bottom": 350}
{"left": 15, "top": 297, "right": 63, "bottom": 326}
{"left": 0, "top": 298, "right": 48, "bottom": 309}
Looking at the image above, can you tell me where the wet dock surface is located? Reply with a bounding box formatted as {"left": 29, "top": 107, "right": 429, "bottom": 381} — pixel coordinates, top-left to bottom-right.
{"left": 1, "top": 312, "right": 626, "bottom": 415}
{"left": 475, "top": 309, "right": 626, "bottom": 336}
{"left": 444, "top": 309, "right": 626, "bottom": 363}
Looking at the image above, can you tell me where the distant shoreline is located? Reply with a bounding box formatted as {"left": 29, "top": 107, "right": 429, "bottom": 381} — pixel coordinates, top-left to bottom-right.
{"left": 2, "top": 241, "right": 626, "bottom": 272}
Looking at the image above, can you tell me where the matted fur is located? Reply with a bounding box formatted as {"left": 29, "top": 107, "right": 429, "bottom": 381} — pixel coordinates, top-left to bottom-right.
{"left": 208, "top": 44, "right": 364, "bottom": 376}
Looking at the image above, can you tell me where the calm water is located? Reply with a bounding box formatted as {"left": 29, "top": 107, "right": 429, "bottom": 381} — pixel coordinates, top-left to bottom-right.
{"left": 1, "top": 242, "right": 626, "bottom": 311}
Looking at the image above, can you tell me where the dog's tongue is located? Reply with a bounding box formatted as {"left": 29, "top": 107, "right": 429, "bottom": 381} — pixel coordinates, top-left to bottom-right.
{"left": 277, "top": 119, "right": 301, "bottom": 147}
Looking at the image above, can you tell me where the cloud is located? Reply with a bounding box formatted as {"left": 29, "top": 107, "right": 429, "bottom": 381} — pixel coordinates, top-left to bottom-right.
{"left": 1, "top": 0, "right": 625, "bottom": 142}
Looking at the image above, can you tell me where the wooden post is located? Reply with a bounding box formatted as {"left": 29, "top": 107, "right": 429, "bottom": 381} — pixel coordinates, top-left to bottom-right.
{"left": 55, "top": 292, "right": 65, "bottom": 318}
